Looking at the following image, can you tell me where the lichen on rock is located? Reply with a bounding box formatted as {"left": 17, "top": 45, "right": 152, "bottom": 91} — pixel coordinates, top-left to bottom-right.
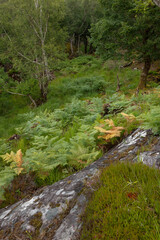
{"left": 0, "top": 129, "right": 160, "bottom": 240}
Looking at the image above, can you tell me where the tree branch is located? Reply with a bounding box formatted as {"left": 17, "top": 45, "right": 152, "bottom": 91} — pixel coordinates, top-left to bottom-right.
{"left": 3, "top": 88, "right": 37, "bottom": 107}
{"left": 17, "top": 52, "right": 42, "bottom": 66}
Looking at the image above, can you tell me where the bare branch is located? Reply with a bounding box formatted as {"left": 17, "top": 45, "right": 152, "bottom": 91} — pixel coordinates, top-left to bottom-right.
{"left": 34, "top": 0, "right": 39, "bottom": 9}
{"left": 17, "top": 52, "right": 42, "bottom": 66}
{"left": 43, "top": 16, "right": 49, "bottom": 41}
{"left": 29, "top": 20, "right": 41, "bottom": 40}
{"left": 4, "top": 90, "right": 26, "bottom": 96}
{"left": 3, "top": 88, "right": 37, "bottom": 107}
{"left": 28, "top": 95, "right": 37, "bottom": 107}
{"left": 2, "top": 27, "right": 12, "bottom": 42}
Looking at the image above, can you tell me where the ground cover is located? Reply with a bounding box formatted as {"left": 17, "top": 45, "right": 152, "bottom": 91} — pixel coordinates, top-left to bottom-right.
{"left": 0, "top": 56, "right": 160, "bottom": 208}
{"left": 81, "top": 162, "right": 160, "bottom": 240}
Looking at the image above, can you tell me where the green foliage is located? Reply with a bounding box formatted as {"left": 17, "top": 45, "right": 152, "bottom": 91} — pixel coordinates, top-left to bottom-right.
{"left": 141, "top": 106, "right": 160, "bottom": 134}
{"left": 105, "top": 94, "right": 132, "bottom": 114}
{"left": 91, "top": 0, "right": 160, "bottom": 62}
{"left": 90, "top": 0, "right": 160, "bottom": 89}
{"left": 15, "top": 98, "right": 102, "bottom": 174}
{"left": 0, "top": 167, "right": 16, "bottom": 200}
{"left": 44, "top": 75, "right": 106, "bottom": 110}
{"left": 81, "top": 163, "right": 160, "bottom": 240}
{"left": 63, "top": 0, "right": 101, "bottom": 56}
{"left": 56, "top": 56, "right": 103, "bottom": 73}
{"left": 0, "top": 0, "right": 67, "bottom": 102}
{"left": 0, "top": 54, "right": 160, "bottom": 205}
{"left": 16, "top": 78, "right": 41, "bottom": 101}
{"left": 35, "top": 167, "right": 67, "bottom": 187}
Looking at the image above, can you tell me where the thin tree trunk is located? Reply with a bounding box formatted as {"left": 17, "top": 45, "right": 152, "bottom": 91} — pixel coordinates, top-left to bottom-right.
{"left": 78, "top": 35, "right": 80, "bottom": 53}
{"left": 138, "top": 58, "right": 151, "bottom": 89}
{"left": 89, "top": 43, "right": 94, "bottom": 54}
{"left": 116, "top": 74, "right": 120, "bottom": 92}
{"left": 84, "top": 36, "right": 88, "bottom": 54}
{"left": 70, "top": 39, "right": 74, "bottom": 55}
{"left": 41, "top": 40, "right": 51, "bottom": 82}
{"left": 40, "top": 87, "right": 47, "bottom": 102}
{"left": 28, "top": 95, "right": 37, "bottom": 107}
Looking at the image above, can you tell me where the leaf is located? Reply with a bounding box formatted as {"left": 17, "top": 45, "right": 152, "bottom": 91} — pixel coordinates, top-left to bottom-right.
{"left": 104, "top": 119, "right": 115, "bottom": 127}
{"left": 121, "top": 112, "right": 136, "bottom": 122}
{"left": 1, "top": 149, "right": 24, "bottom": 175}
{"left": 127, "top": 192, "right": 138, "bottom": 200}
{"left": 95, "top": 119, "right": 124, "bottom": 142}
{"left": 15, "top": 149, "right": 23, "bottom": 168}
{"left": 94, "top": 126, "right": 109, "bottom": 133}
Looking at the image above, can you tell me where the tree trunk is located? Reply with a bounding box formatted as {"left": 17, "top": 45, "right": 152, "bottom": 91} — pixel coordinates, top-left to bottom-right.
{"left": 41, "top": 40, "right": 51, "bottom": 82}
{"left": 74, "top": 34, "right": 79, "bottom": 53}
{"left": 40, "top": 84, "right": 47, "bottom": 103}
{"left": 89, "top": 43, "right": 94, "bottom": 54}
{"left": 138, "top": 58, "right": 151, "bottom": 89}
{"left": 84, "top": 36, "right": 88, "bottom": 54}
{"left": 77, "top": 35, "right": 80, "bottom": 53}
{"left": 70, "top": 38, "right": 74, "bottom": 55}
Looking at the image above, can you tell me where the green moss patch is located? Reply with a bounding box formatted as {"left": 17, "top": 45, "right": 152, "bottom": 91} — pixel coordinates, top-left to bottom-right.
{"left": 81, "top": 163, "right": 160, "bottom": 240}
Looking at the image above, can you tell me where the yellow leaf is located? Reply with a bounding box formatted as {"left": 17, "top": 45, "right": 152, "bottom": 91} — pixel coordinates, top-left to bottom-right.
{"left": 0, "top": 149, "right": 23, "bottom": 175}
{"left": 95, "top": 119, "right": 124, "bottom": 142}
{"left": 121, "top": 112, "right": 136, "bottom": 122}
{"left": 15, "top": 149, "right": 23, "bottom": 168}
{"left": 94, "top": 126, "right": 108, "bottom": 133}
{"left": 14, "top": 167, "right": 24, "bottom": 175}
{"left": 105, "top": 119, "right": 115, "bottom": 127}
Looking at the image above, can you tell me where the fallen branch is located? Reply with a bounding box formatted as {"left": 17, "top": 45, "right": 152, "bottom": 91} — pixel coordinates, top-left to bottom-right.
{"left": 3, "top": 88, "right": 37, "bottom": 107}
{"left": 120, "top": 62, "right": 133, "bottom": 69}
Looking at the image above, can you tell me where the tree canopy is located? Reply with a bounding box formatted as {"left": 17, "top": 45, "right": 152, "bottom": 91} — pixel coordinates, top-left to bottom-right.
{"left": 0, "top": 0, "right": 67, "bottom": 102}
{"left": 90, "top": 0, "right": 160, "bottom": 88}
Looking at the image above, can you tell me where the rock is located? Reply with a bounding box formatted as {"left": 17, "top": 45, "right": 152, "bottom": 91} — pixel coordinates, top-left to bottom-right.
{"left": 0, "top": 128, "right": 160, "bottom": 240}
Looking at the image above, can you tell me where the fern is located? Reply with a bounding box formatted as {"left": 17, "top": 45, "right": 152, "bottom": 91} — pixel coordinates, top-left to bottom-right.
{"left": 105, "top": 94, "right": 132, "bottom": 114}
{"left": 0, "top": 139, "right": 11, "bottom": 156}
{"left": 1, "top": 149, "right": 24, "bottom": 175}
{"left": 0, "top": 167, "right": 16, "bottom": 200}
{"left": 95, "top": 119, "right": 124, "bottom": 142}
{"left": 141, "top": 106, "right": 160, "bottom": 134}
{"left": 67, "top": 143, "right": 100, "bottom": 169}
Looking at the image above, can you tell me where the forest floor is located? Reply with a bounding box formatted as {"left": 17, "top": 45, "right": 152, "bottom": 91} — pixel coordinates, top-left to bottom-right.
{"left": 0, "top": 55, "right": 160, "bottom": 210}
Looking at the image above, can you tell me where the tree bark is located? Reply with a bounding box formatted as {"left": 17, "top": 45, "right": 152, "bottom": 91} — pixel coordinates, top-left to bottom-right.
{"left": 138, "top": 58, "right": 151, "bottom": 89}
{"left": 70, "top": 38, "right": 74, "bottom": 56}
{"left": 84, "top": 36, "right": 88, "bottom": 54}
{"left": 89, "top": 43, "right": 94, "bottom": 54}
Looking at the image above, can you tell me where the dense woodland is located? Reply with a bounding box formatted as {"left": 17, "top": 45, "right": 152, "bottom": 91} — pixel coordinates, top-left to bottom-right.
{"left": 1, "top": 0, "right": 160, "bottom": 238}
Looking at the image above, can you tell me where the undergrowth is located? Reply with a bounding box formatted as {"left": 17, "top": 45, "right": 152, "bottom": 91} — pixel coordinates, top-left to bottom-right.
{"left": 0, "top": 56, "right": 160, "bottom": 207}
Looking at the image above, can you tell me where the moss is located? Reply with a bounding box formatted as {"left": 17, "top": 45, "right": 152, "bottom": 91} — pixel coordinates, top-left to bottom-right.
{"left": 29, "top": 212, "right": 42, "bottom": 237}
{"left": 81, "top": 162, "right": 160, "bottom": 240}
{"left": 49, "top": 202, "right": 60, "bottom": 208}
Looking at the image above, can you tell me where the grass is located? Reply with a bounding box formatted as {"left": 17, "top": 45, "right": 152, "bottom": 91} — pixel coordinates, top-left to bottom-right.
{"left": 81, "top": 162, "right": 160, "bottom": 240}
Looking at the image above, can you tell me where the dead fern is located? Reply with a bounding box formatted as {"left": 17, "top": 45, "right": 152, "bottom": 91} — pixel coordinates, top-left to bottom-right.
{"left": 1, "top": 149, "right": 24, "bottom": 175}
{"left": 121, "top": 112, "right": 136, "bottom": 122}
{"left": 95, "top": 119, "right": 124, "bottom": 142}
